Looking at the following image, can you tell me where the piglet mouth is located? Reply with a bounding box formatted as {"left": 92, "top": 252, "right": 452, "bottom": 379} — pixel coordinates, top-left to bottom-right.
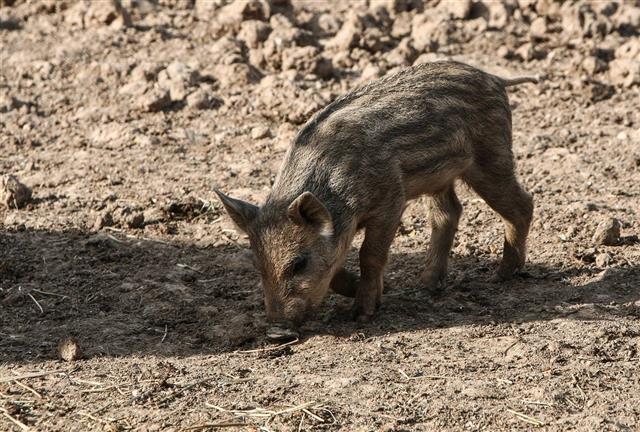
{"left": 266, "top": 321, "right": 300, "bottom": 342}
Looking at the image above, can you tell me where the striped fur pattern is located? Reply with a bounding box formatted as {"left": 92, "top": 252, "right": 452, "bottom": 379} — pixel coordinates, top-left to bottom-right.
{"left": 216, "top": 61, "right": 534, "bottom": 326}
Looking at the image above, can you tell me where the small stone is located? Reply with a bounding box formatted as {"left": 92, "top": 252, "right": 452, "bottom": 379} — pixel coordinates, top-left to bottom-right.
{"left": 609, "top": 59, "right": 640, "bottom": 88}
{"left": 119, "top": 80, "right": 151, "bottom": 97}
{"left": 58, "top": 337, "right": 83, "bottom": 362}
{"left": 440, "top": 0, "right": 471, "bottom": 19}
{"left": 237, "top": 20, "right": 271, "bottom": 49}
{"left": 497, "top": 45, "right": 514, "bottom": 59}
{"left": 360, "top": 64, "right": 382, "bottom": 82}
{"left": 137, "top": 88, "right": 170, "bottom": 112}
{"left": 516, "top": 43, "right": 535, "bottom": 61}
{"left": 529, "top": 16, "right": 547, "bottom": 38}
{"left": 326, "top": 12, "right": 362, "bottom": 51}
{"left": 1, "top": 175, "right": 32, "bottom": 209}
{"left": 125, "top": 212, "right": 145, "bottom": 229}
{"left": 615, "top": 39, "right": 640, "bottom": 60}
{"left": 217, "top": 0, "right": 271, "bottom": 26}
{"left": 582, "top": 56, "right": 607, "bottom": 75}
{"left": 186, "top": 89, "right": 214, "bottom": 110}
{"left": 165, "top": 61, "right": 198, "bottom": 86}
{"left": 593, "top": 218, "right": 621, "bottom": 246}
{"left": 410, "top": 15, "right": 440, "bottom": 52}
{"left": 586, "top": 81, "right": 615, "bottom": 102}
{"left": 94, "top": 211, "right": 114, "bottom": 231}
{"left": 169, "top": 79, "right": 188, "bottom": 102}
{"left": 595, "top": 252, "right": 612, "bottom": 267}
{"left": 251, "top": 126, "right": 270, "bottom": 139}
{"left": 614, "top": 6, "right": 640, "bottom": 34}
{"left": 314, "top": 12, "right": 341, "bottom": 36}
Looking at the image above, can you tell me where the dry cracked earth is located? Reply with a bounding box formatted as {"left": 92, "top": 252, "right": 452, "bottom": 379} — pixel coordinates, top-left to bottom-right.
{"left": 1, "top": 0, "right": 640, "bottom": 431}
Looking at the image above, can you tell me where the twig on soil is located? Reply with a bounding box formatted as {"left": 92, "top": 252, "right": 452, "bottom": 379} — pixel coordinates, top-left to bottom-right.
{"left": 397, "top": 369, "right": 448, "bottom": 381}
{"left": 73, "top": 379, "right": 106, "bottom": 386}
{"left": 81, "top": 386, "right": 116, "bottom": 394}
{"left": 157, "top": 376, "right": 219, "bottom": 406}
{"left": 184, "top": 423, "right": 250, "bottom": 430}
{"left": 236, "top": 338, "right": 299, "bottom": 354}
{"left": 204, "top": 401, "right": 327, "bottom": 425}
{"left": 374, "top": 413, "right": 402, "bottom": 421}
{"left": 1, "top": 369, "right": 68, "bottom": 383}
{"left": 519, "top": 399, "right": 554, "bottom": 407}
{"left": 26, "top": 293, "right": 44, "bottom": 314}
{"left": 503, "top": 340, "right": 520, "bottom": 356}
{"left": 14, "top": 380, "right": 43, "bottom": 399}
{"left": 176, "top": 263, "right": 204, "bottom": 274}
{"left": 506, "top": 408, "right": 545, "bottom": 426}
{"left": 160, "top": 325, "right": 168, "bottom": 344}
{"left": 1, "top": 408, "right": 29, "bottom": 431}
{"left": 31, "top": 289, "right": 69, "bottom": 299}
{"left": 572, "top": 374, "right": 588, "bottom": 402}
{"left": 301, "top": 409, "right": 323, "bottom": 422}
{"left": 92, "top": 402, "right": 113, "bottom": 415}
{"left": 76, "top": 411, "right": 108, "bottom": 425}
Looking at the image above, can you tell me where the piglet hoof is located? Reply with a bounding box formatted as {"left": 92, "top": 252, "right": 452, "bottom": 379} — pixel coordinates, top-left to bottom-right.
{"left": 350, "top": 304, "right": 375, "bottom": 324}
{"left": 492, "top": 263, "right": 523, "bottom": 283}
{"left": 420, "top": 269, "right": 446, "bottom": 296}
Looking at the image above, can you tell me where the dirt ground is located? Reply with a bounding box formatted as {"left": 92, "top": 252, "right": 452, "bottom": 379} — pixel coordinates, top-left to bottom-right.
{"left": 1, "top": 0, "right": 640, "bottom": 430}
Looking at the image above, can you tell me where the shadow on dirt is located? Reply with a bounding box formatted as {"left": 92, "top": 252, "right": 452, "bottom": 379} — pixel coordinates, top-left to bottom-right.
{"left": 1, "top": 228, "right": 638, "bottom": 364}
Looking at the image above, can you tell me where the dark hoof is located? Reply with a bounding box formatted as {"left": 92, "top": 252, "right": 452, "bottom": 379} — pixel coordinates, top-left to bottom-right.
{"left": 420, "top": 270, "right": 446, "bottom": 296}
{"left": 266, "top": 324, "right": 299, "bottom": 342}
{"left": 350, "top": 304, "right": 375, "bottom": 323}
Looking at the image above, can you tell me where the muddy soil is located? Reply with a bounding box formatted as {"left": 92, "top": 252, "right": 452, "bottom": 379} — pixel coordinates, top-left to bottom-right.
{"left": 1, "top": 0, "right": 639, "bottom": 430}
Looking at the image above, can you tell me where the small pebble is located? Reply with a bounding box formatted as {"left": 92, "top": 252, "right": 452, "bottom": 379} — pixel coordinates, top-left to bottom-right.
{"left": 593, "top": 217, "right": 621, "bottom": 246}
{"left": 251, "top": 126, "right": 270, "bottom": 140}
{"left": 57, "top": 337, "right": 83, "bottom": 362}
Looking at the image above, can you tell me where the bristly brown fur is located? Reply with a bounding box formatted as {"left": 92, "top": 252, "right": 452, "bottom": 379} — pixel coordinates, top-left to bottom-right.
{"left": 217, "top": 61, "right": 535, "bottom": 325}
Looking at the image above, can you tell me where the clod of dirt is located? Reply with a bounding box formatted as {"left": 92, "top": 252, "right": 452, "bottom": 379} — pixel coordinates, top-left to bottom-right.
{"left": 251, "top": 125, "right": 270, "bottom": 139}
{"left": 266, "top": 324, "right": 299, "bottom": 342}
{"left": 582, "top": 56, "right": 607, "bottom": 75}
{"left": 66, "top": 0, "right": 132, "bottom": 29}
{"left": 439, "top": 0, "right": 472, "bottom": 20}
{"left": 609, "top": 59, "right": 640, "bottom": 88}
{"left": 125, "top": 212, "right": 145, "bottom": 229}
{"left": 595, "top": 252, "right": 612, "bottom": 267}
{"left": 237, "top": 20, "right": 272, "bottom": 49}
{"left": 1, "top": 175, "right": 32, "bottom": 209}
{"left": 593, "top": 218, "right": 621, "bottom": 246}
{"left": 86, "top": 233, "right": 123, "bottom": 249}
{"left": 529, "top": 16, "right": 547, "bottom": 38}
{"left": 217, "top": 0, "right": 272, "bottom": 27}
{"left": 186, "top": 89, "right": 216, "bottom": 110}
{"left": 327, "top": 12, "right": 363, "bottom": 51}
{"left": 57, "top": 337, "right": 83, "bottom": 362}
{"left": 137, "top": 87, "right": 171, "bottom": 112}
{"left": 93, "top": 210, "right": 114, "bottom": 231}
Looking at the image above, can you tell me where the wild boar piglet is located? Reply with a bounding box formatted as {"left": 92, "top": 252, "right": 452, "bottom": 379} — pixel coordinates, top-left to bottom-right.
{"left": 216, "top": 60, "right": 536, "bottom": 329}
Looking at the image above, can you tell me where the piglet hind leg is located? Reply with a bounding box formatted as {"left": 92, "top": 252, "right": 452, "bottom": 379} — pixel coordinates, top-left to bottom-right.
{"left": 420, "top": 184, "right": 462, "bottom": 294}
{"left": 352, "top": 210, "right": 403, "bottom": 323}
{"left": 464, "top": 167, "right": 533, "bottom": 280}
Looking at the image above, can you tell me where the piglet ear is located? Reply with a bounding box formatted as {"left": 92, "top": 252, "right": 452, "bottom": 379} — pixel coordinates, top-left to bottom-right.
{"left": 214, "top": 189, "right": 258, "bottom": 234}
{"left": 287, "top": 191, "right": 333, "bottom": 236}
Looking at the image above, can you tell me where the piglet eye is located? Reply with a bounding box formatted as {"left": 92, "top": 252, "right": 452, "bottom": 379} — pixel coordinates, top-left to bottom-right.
{"left": 291, "top": 255, "right": 308, "bottom": 274}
